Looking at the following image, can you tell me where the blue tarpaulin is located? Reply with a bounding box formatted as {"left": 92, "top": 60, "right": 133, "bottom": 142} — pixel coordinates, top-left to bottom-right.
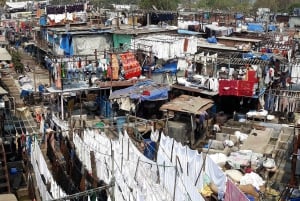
{"left": 247, "top": 23, "right": 264, "bottom": 32}
{"left": 60, "top": 34, "right": 74, "bottom": 56}
{"left": 260, "top": 54, "right": 272, "bottom": 61}
{"left": 109, "top": 80, "right": 169, "bottom": 101}
{"left": 178, "top": 29, "right": 201, "bottom": 35}
{"left": 235, "top": 13, "right": 244, "bottom": 20}
{"left": 243, "top": 52, "right": 254, "bottom": 59}
{"left": 143, "top": 60, "right": 178, "bottom": 75}
{"left": 268, "top": 24, "right": 277, "bottom": 31}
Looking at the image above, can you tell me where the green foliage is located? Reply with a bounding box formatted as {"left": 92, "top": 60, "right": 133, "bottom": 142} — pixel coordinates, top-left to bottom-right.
{"left": 11, "top": 50, "right": 24, "bottom": 74}
{"left": 196, "top": 0, "right": 298, "bottom": 13}
{"left": 288, "top": 3, "right": 300, "bottom": 14}
{"left": 139, "top": 0, "right": 179, "bottom": 10}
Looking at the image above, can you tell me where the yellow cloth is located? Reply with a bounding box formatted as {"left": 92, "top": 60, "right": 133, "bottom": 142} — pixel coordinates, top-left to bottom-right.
{"left": 267, "top": 188, "right": 280, "bottom": 196}
{"left": 200, "top": 185, "right": 213, "bottom": 197}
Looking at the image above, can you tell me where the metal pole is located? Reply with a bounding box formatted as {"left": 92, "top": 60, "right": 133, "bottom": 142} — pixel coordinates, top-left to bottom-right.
{"left": 61, "top": 92, "right": 64, "bottom": 120}
{"left": 34, "top": 64, "right": 36, "bottom": 92}
{"left": 110, "top": 140, "right": 115, "bottom": 201}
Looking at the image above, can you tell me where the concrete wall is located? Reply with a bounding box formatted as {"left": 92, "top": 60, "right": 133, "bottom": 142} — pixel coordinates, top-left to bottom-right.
{"left": 289, "top": 16, "right": 300, "bottom": 28}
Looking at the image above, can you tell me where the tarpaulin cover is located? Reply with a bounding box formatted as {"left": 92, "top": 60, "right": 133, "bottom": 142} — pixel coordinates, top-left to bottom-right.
{"left": 247, "top": 23, "right": 264, "bottom": 32}
{"left": 235, "top": 13, "right": 244, "bottom": 20}
{"left": 260, "top": 54, "right": 272, "bottom": 61}
{"left": 268, "top": 24, "right": 277, "bottom": 31}
{"left": 109, "top": 80, "right": 169, "bottom": 101}
{"left": 60, "top": 34, "right": 74, "bottom": 56}
{"left": 242, "top": 52, "right": 254, "bottom": 59}
{"left": 177, "top": 29, "right": 201, "bottom": 35}
{"left": 143, "top": 60, "right": 178, "bottom": 74}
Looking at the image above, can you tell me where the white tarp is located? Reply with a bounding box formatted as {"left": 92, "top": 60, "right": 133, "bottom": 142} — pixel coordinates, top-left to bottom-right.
{"left": 72, "top": 35, "right": 112, "bottom": 55}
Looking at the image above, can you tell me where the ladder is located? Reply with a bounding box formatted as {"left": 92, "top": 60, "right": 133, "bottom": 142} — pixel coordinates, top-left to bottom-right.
{"left": 0, "top": 142, "right": 10, "bottom": 193}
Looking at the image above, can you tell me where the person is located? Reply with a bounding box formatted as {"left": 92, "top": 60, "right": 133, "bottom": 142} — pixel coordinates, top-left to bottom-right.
{"left": 25, "top": 63, "right": 30, "bottom": 72}
{"left": 212, "top": 123, "right": 221, "bottom": 135}
{"left": 186, "top": 60, "right": 194, "bottom": 81}
{"left": 96, "top": 61, "right": 103, "bottom": 80}
{"left": 84, "top": 60, "right": 93, "bottom": 80}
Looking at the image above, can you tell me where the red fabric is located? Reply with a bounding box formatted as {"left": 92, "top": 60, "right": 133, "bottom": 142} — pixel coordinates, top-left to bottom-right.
{"left": 36, "top": 113, "right": 42, "bottom": 123}
{"left": 183, "top": 38, "right": 189, "bottom": 52}
{"left": 142, "top": 90, "right": 150, "bottom": 96}
{"left": 246, "top": 70, "right": 257, "bottom": 82}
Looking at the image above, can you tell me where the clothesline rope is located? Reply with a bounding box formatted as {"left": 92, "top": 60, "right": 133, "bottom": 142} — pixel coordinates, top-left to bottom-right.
{"left": 47, "top": 184, "right": 113, "bottom": 201}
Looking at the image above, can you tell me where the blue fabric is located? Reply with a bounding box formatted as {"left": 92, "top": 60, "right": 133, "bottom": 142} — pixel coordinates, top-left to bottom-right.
{"left": 39, "top": 16, "right": 47, "bottom": 26}
{"left": 47, "top": 34, "right": 55, "bottom": 45}
{"left": 246, "top": 194, "right": 255, "bottom": 201}
{"left": 247, "top": 23, "right": 264, "bottom": 32}
{"left": 60, "top": 34, "right": 74, "bottom": 56}
{"left": 20, "top": 90, "right": 31, "bottom": 98}
{"left": 38, "top": 84, "right": 45, "bottom": 92}
{"left": 99, "top": 96, "right": 112, "bottom": 118}
{"left": 143, "top": 139, "right": 156, "bottom": 160}
{"left": 207, "top": 36, "right": 217, "bottom": 43}
{"left": 27, "top": 135, "right": 32, "bottom": 155}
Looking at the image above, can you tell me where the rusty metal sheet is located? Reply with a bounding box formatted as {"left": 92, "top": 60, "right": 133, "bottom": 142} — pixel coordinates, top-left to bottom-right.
{"left": 160, "top": 94, "right": 213, "bottom": 114}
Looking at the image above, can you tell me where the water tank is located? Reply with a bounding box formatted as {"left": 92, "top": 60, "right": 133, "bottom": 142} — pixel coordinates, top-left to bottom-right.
{"left": 167, "top": 121, "right": 188, "bottom": 144}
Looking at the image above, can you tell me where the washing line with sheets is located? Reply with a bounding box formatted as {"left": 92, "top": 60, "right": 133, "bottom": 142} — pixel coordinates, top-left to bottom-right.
{"left": 73, "top": 132, "right": 133, "bottom": 201}
{"left": 79, "top": 130, "right": 176, "bottom": 167}
{"left": 74, "top": 131, "right": 171, "bottom": 201}
{"left": 47, "top": 184, "right": 113, "bottom": 201}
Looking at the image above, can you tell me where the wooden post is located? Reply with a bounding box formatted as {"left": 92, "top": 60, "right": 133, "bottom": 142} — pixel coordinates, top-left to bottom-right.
{"left": 90, "top": 151, "right": 98, "bottom": 188}
{"left": 94, "top": 49, "right": 98, "bottom": 61}
{"left": 290, "top": 127, "right": 299, "bottom": 187}
{"left": 191, "top": 114, "right": 195, "bottom": 146}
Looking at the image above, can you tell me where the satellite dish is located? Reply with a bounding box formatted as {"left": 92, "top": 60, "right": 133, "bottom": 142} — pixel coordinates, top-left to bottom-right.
{"left": 152, "top": 5, "right": 158, "bottom": 10}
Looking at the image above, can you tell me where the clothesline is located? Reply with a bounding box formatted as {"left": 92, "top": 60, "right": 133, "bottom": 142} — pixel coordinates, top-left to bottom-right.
{"left": 48, "top": 184, "right": 113, "bottom": 201}
{"left": 79, "top": 130, "right": 176, "bottom": 167}
{"left": 266, "top": 89, "right": 300, "bottom": 98}
{"left": 74, "top": 132, "right": 172, "bottom": 201}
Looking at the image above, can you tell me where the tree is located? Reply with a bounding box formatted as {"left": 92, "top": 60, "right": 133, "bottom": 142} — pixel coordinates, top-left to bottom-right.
{"left": 139, "top": 0, "right": 179, "bottom": 10}
{"left": 288, "top": 2, "right": 300, "bottom": 14}
{"left": 252, "top": 0, "right": 278, "bottom": 12}
{"left": 11, "top": 51, "right": 24, "bottom": 74}
{"left": 197, "top": 0, "right": 249, "bottom": 12}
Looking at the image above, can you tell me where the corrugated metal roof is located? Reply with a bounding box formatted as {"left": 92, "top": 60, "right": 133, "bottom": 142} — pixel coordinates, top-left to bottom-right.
{"left": 160, "top": 94, "right": 214, "bottom": 114}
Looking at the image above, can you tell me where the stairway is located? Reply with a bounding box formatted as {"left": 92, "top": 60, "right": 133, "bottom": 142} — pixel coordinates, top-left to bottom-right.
{"left": 0, "top": 141, "right": 10, "bottom": 193}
